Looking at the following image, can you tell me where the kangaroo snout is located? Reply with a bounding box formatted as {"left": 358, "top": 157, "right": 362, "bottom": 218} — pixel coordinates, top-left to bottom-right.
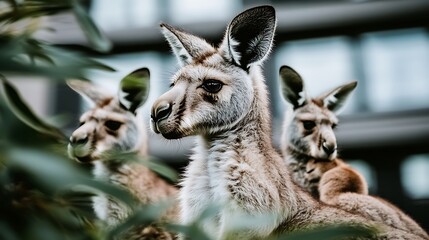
{"left": 151, "top": 100, "right": 172, "bottom": 123}
{"left": 322, "top": 141, "right": 337, "bottom": 156}
{"left": 69, "top": 135, "right": 89, "bottom": 147}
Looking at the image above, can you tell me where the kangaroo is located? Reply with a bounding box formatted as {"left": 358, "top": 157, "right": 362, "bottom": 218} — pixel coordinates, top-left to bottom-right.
{"left": 279, "top": 65, "right": 429, "bottom": 239}
{"left": 67, "top": 68, "right": 179, "bottom": 239}
{"left": 150, "top": 5, "right": 420, "bottom": 240}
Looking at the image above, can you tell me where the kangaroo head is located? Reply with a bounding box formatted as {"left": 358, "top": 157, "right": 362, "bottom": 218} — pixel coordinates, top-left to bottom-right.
{"left": 151, "top": 6, "right": 276, "bottom": 139}
{"left": 280, "top": 65, "right": 357, "bottom": 160}
{"left": 67, "top": 68, "right": 150, "bottom": 163}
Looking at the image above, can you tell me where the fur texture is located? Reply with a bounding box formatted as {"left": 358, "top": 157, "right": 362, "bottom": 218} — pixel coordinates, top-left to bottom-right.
{"left": 151, "top": 5, "right": 420, "bottom": 239}
{"left": 280, "top": 65, "right": 429, "bottom": 239}
{"left": 67, "top": 69, "right": 178, "bottom": 239}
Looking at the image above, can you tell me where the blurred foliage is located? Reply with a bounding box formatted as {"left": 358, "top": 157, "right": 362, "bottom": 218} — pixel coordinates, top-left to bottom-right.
{"left": 0, "top": 0, "right": 114, "bottom": 80}
{"left": 0, "top": 0, "right": 173, "bottom": 239}
{"left": 0, "top": 1, "right": 376, "bottom": 239}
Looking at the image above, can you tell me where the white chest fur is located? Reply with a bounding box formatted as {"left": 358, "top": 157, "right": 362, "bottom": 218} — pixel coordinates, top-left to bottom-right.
{"left": 179, "top": 137, "right": 283, "bottom": 239}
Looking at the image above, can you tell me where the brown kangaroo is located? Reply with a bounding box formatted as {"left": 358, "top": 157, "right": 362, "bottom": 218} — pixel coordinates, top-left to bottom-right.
{"left": 67, "top": 68, "right": 179, "bottom": 239}
{"left": 150, "top": 5, "right": 421, "bottom": 240}
{"left": 280, "top": 65, "right": 429, "bottom": 239}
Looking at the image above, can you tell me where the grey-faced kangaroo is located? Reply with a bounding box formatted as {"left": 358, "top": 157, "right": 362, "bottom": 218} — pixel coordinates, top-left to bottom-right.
{"left": 150, "top": 5, "right": 421, "bottom": 240}
{"left": 68, "top": 68, "right": 179, "bottom": 239}
{"left": 279, "top": 65, "right": 429, "bottom": 239}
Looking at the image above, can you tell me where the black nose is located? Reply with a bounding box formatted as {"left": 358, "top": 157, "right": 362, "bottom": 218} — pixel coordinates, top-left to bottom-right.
{"left": 151, "top": 101, "right": 172, "bottom": 123}
{"left": 322, "top": 142, "right": 336, "bottom": 156}
{"left": 69, "top": 135, "right": 88, "bottom": 146}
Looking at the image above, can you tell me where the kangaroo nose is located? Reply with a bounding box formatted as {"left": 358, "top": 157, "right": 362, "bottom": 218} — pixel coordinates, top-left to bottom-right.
{"left": 322, "top": 141, "right": 336, "bottom": 156}
{"left": 151, "top": 101, "right": 172, "bottom": 123}
{"left": 69, "top": 135, "right": 88, "bottom": 146}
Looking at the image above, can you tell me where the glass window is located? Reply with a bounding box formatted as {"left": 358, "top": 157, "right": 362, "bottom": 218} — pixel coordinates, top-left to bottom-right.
{"left": 401, "top": 154, "right": 429, "bottom": 199}
{"left": 168, "top": 0, "right": 241, "bottom": 24}
{"left": 361, "top": 28, "right": 429, "bottom": 112}
{"left": 91, "top": 0, "right": 158, "bottom": 31}
{"left": 274, "top": 37, "right": 358, "bottom": 114}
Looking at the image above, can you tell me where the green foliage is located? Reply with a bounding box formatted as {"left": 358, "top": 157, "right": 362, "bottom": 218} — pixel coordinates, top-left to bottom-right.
{"left": 0, "top": 0, "right": 114, "bottom": 79}
{"left": 0, "top": 1, "right": 172, "bottom": 239}
{"left": 71, "top": 0, "right": 112, "bottom": 52}
{"left": 274, "top": 224, "right": 377, "bottom": 240}
{"left": 1, "top": 75, "right": 66, "bottom": 142}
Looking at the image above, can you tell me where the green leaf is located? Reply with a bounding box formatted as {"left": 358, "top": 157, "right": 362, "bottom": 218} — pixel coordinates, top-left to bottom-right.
{"left": 6, "top": 147, "right": 136, "bottom": 208}
{"left": 274, "top": 224, "right": 377, "bottom": 240}
{"left": 0, "top": 220, "right": 19, "bottom": 240}
{"left": 0, "top": 75, "right": 67, "bottom": 142}
{"left": 104, "top": 152, "right": 178, "bottom": 183}
{"left": 107, "top": 200, "right": 176, "bottom": 239}
{"left": 165, "top": 205, "right": 219, "bottom": 240}
{"left": 145, "top": 158, "right": 178, "bottom": 183}
{"left": 71, "top": 0, "right": 112, "bottom": 53}
{"left": 0, "top": 3, "right": 70, "bottom": 23}
{"left": 0, "top": 33, "right": 115, "bottom": 79}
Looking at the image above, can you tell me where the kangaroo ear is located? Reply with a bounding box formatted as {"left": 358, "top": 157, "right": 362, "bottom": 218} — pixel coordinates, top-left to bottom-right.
{"left": 67, "top": 79, "right": 112, "bottom": 106}
{"left": 160, "top": 23, "right": 215, "bottom": 66}
{"left": 319, "top": 81, "right": 357, "bottom": 113}
{"left": 221, "top": 5, "right": 276, "bottom": 69}
{"left": 279, "top": 65, "right": 307, "bottom": 109}
{"left": 119, "top": 68, "right": 150, "bottom": 114}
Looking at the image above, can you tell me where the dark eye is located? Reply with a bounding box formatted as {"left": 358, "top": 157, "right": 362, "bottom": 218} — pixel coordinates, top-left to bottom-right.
{"left": 104, "top": 120, "right": 122, "bottom": 131}
{"left": 302, "top": 121, "right": 316, "bottom": 130}
{"left": 332, "top": 123, "right": 337, "bottom": 129}
{"left": 201, "top": 79, "right": 223, "bottom": 93}
{"left": 169, "top": 82, "right": 175, "bottom": 88}
{"left": 79, "top": 121, "right": 85, "bottom": 127}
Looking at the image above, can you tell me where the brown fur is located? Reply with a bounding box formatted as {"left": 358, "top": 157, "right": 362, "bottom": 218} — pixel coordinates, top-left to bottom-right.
{"left": 305, "top": 159, "right": 429, "bottom": 239}
{"left": 151, "top": 7, "right": 423, "bottom": 239}
{"left": 305, "top": 159, "right": 367, "bottom": 199}
{"left": 67, "top": 76, "right": 179, "bottom": 239}
{"left": 280, "top": 65, "right": 428, "bottom": 239}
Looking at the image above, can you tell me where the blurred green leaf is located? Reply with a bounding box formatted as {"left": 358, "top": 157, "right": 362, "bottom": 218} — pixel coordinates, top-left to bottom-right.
{"left": 166, "top": 223, "right": 211, "bottom": 240}
{"left": 104, "top": 152, "right": 178, "bottom": 183}
{"left": 0, "top": 35, "right": 115, "bottom": 80}
{"left": 0, "top": 1, "right": 70, "bottom": 23}
{"left": 6, "top": 147, "right": 136, "bottom": 208}
{"left": 0, "top": 220, "right": 18, "bottom": 240}
{"left": 0, "top": 75, "right": 67, "bottom": 142}
{"left": 0, "top": 35, "right": 116, "bottom": 79}
{"left": 71, "top": 0, "right": 112, "bottom": 53}
{"left": 108, "top": 200, "right": 177, "bottom": 239}
{"left": 274, "top": 224, "right": 377, "bottom": 240}
{"left": 165, "top": 205, "right": 220, "bottom": 240}
{"left": 145, "top": 158, "right": 178, "bottom": 183}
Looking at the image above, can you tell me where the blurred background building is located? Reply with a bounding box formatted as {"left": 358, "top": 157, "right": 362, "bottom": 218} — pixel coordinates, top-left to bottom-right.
{"left": 12, "top": 0, "right": 429, "bottom": 231}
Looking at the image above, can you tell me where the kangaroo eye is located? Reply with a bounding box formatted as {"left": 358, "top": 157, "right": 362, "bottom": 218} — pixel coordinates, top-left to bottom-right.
{"left": 201, "top": 79, "right": 223, "bottom": 93}
{"left": 79, "top": 121, "right": 85, "bottom": 127}
{"left": 104, "top": 120, "right": 122, "bottom": 131}
{"left": 302, "top": 121, "right": 316, "bottom": 130}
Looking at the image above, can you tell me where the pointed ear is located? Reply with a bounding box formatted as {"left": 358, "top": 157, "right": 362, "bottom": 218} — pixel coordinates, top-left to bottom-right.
{"left": 319, "top": 81, "right": 357, "bottom": 113}
{"left": 67, "top": 79, "right": 112, "bottom": 106}
{"left": 160, "top": 23, "right": 215, "bottom": 66}
{"left": 119, "top": 68, "right": 150, "bottom": 114}
{"left": 221, "top": 5, "right": 276, "bottom": 69}
{"left": 279, "top": 65, "right": 307, "bottom": 109}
